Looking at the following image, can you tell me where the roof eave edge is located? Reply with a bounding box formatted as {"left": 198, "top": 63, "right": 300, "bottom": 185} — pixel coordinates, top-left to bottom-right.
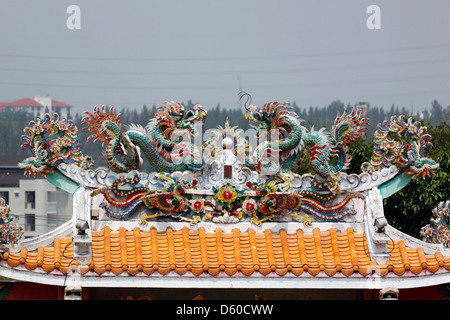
{"left": 1, "top": 264, "right": 450, "bottom": 290}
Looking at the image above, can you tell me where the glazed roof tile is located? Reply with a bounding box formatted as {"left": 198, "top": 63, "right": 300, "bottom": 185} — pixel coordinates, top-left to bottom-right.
{"left": 2, "top": 226, "right": 450, "bottom": 278}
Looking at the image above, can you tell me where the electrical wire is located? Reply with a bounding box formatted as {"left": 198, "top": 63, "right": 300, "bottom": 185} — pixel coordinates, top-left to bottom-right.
{"left": 0, "top": 73, "right": 448, "bottom": 91}
{"left": 0, "top": 57, "right": 449, "bottom": 76}
{"left": 0, "top": 42, "right": 449, "bottom": 62}
{"left": 62, "top": 240, "right": 76, "bottom": 286}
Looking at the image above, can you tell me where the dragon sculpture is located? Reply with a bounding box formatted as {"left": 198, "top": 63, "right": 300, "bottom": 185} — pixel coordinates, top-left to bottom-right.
{"left": 361, "top": 114, "right": 439, "bottom": 178}
{"left": 0, "top": 198, "right": 24, "bottom": 246}
{"left": 245, "top": 173, "right": 364, "bottom": 224}
{"left": 92, "top": 172, "right": 200, "bottom": 224}
{"left": 420, "top": 200, "right": 450, "bottom": 247}
{"left": 19, "top": 113, "right": 93, "bottom": 177}
{"left": 82, "top": 102, "right": 207, "bottom": 173}
{"left": 243, "top": 98, "right": 369, "bottom": 193}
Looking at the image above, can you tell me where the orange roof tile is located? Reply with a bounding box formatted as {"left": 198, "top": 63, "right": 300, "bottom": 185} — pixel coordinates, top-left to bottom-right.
{"left": 2, "top": 238, "right": 75, "bottom": 273}
{"left": 2, "top": 227, "right": 450, "bottom": 278}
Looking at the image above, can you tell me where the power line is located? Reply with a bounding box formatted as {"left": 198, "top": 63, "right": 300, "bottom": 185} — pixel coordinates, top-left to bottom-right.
{"left": 288, "top": 88, "right": 450, "bottom": 105}
{"left": 0, "top": 73, "right": 448, "bottom": 91}
{"left": 14, "top": 213, "right": 71, "bottom": 220}
{"left": 0, "top": 57, "right": 449, "bottom": 77}
{"left": 1, "top": 43, "right": 449, "bottom": 62}
{"left": 0, "top": 80, "right": 235, "bottom": 90}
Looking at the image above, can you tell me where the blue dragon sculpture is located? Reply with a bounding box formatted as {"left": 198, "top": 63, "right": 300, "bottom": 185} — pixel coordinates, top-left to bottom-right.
{"left": 244, "top": 100, "right": 369, "bottom": 192}
{"left": 82, "top": 102, "right": 207, "bottom": 173}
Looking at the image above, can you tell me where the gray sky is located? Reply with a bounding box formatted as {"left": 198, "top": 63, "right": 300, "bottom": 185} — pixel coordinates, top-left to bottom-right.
{"left": 1, "top": 0, "right": 449, "bottom": 115}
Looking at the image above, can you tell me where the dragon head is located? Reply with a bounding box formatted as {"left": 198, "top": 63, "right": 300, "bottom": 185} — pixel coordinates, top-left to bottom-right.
{"left": 176, "top": 104, "right": 207, "bottom": 136}
{"left": 245, "top": 102, "right": 293, "bottom": 139}
{"left": 157, "top": 102, "right": 207, "bottom": 139}
{"left": 245, "top": 104, "right": 274, "bottom": 137}
{"left": 240, "top": 91, "right": 273, "bottom": 137}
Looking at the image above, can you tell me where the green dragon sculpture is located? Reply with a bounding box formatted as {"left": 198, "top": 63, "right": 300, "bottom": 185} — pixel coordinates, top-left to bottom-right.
{"left": 244, "top": 100, "right": 369, "bottom": 191}
{"left": 82, "top": 102, "right": 207, "bottom": 173}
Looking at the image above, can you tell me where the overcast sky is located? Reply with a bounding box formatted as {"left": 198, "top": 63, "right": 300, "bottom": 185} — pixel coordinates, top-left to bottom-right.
{"left": 0, "top": 0, "right": 449, "bottom": 115}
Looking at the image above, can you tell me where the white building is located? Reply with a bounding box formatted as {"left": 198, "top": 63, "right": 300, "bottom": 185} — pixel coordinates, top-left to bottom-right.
{"left": 0, "top": 95, "right": 72, "bottom": 118}
{"left": 0, "top": 179, "right": 72, "bottom": 238}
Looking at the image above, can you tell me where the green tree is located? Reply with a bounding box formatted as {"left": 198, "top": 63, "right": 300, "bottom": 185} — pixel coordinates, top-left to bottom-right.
{"left": 346, "top": 138, "right": 373, "bottom": 175}
{"left": 0, "top": 111, "right": 34, "bottom": 155}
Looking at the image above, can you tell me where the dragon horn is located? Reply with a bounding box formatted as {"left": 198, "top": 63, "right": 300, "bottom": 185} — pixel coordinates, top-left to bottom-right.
{"left": 239, "top": 91, "right": 252, "bottom": 111}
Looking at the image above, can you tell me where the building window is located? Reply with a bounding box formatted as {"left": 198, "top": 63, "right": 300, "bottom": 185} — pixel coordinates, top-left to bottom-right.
{"left": 0, "top": 191, "right": 8, "bottom": 204}
{"left": 25, "top": 214, "right": 35, "bottom": 232}
{"left": 25, "top": 191, "right": 35, "bottom": 209}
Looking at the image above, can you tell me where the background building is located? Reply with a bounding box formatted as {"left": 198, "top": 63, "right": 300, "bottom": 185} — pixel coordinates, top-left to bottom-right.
{"left": 0, "top": 95, "right": 72, "bottom": 118}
